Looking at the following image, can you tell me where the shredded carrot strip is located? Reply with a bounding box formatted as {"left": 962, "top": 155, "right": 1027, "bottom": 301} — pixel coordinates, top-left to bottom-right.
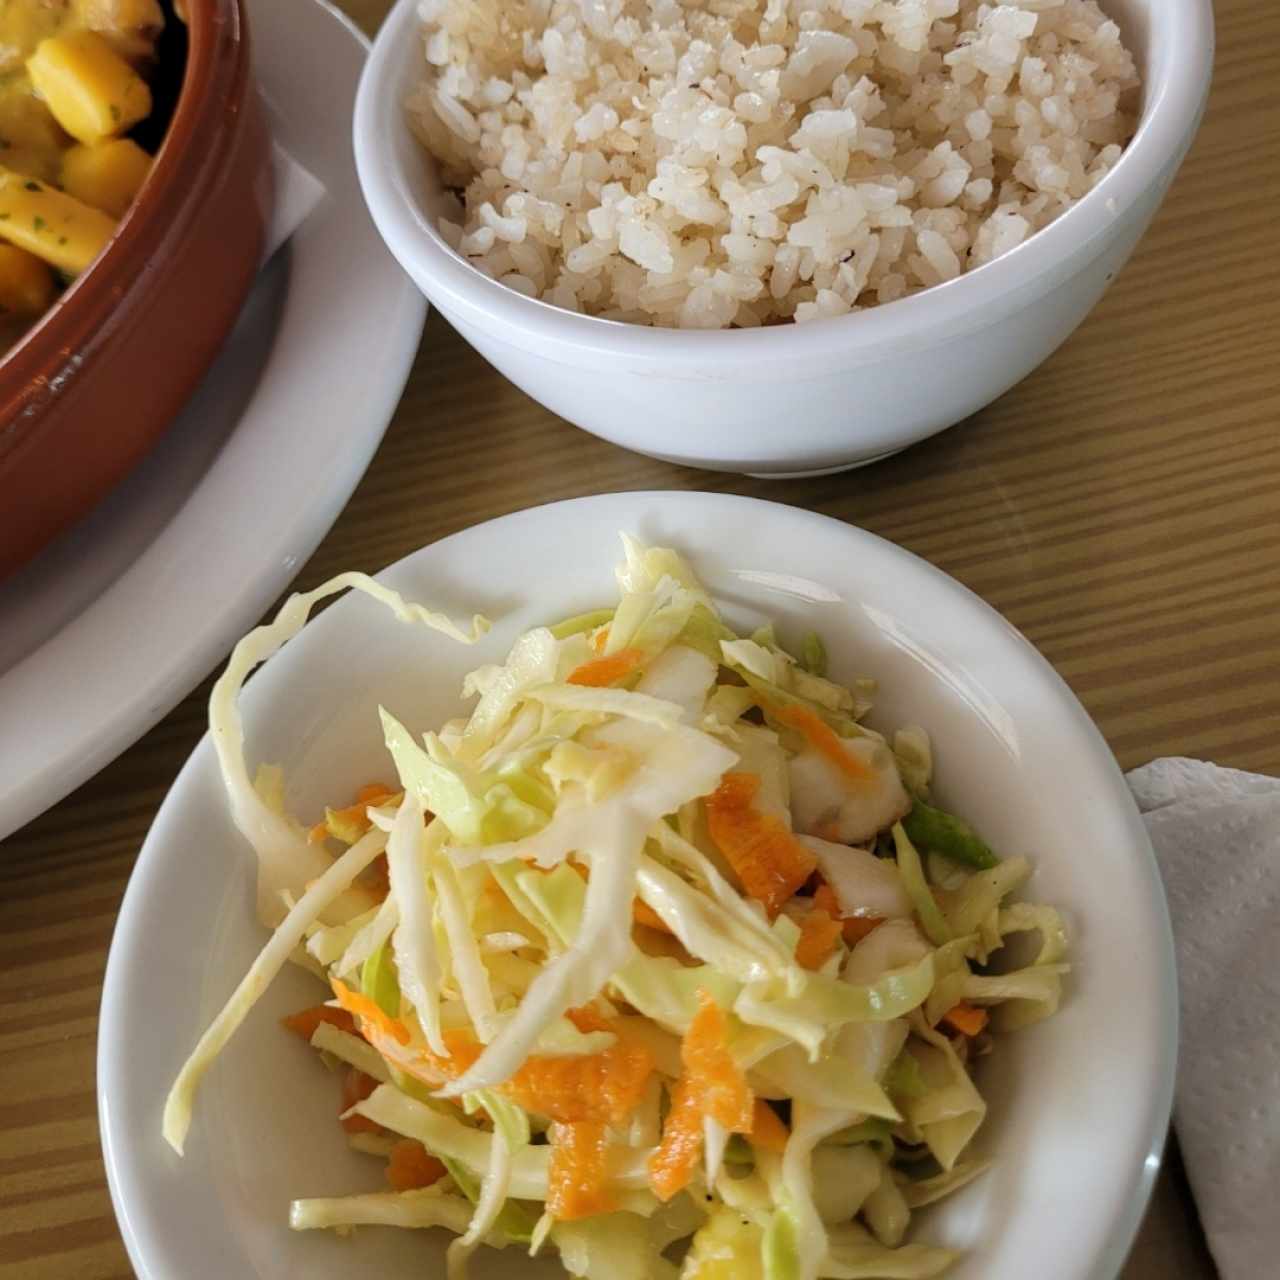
{"left": 705, "top": 772, "right": 817, "bottom": 917}
{"left": 565, "top": 1005, "right": 612, "bottom": 1034}
{"left": 649, "top": 990, "right": 754, "bottom": 1200}
{"left": 386, "top": 1139, "right": 446, "bottom": 1191}
{"left": 309, "top": 782, "right": 400, "bottom": 844}
{"left": 941, "top": 1000, "right": 989, "bottom": 1037}
{"left": 280, "top": 1003, "right": 357, "bottom": 1042}
{"left": 566, "top": 647, "right": 645, "bottom": 687}
{"left": 749, "top": 1099, "right": 790, "bottom": 1154}
{"left": 841, "top": 915, "right": 884, "bottom": 944}
{"left": 794, "top": 909, "right": 843, "bottom": 970}
{"left": 773, "top": 704, "right": 874, "bottom": 783}
{"left": 648, "top": 1081, "right": 703, "bottom": 1202}
{"left": 340, "top": 1067, "right": 381, "bottom": 1134}
{"left": 591, "top": 626, "right": 610, "bottom": 654}
{"left": 331, "top": 977, "right": 411, "bottom": 1046}
{"left": 548, "top": 1121, "right": 618, "bottom": 1221}
{"left": 812, "top": 880, "right": 885, "bottom": 945}
{"left": 393, "top": 1006, "right": 652, "bottom": 1131}
{"left": 507, "top": 1010, "right": 653, "bottom": 1127}
{"left": 683, "top": 990, "right": 753, "bottom": 1133}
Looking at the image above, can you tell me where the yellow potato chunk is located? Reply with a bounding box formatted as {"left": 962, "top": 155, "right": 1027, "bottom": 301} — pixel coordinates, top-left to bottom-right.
{"left": 0, "top": 244, "right": 56, "bottom": 315}
{"left": 61, "top": 137, "right": 151, "bottom": 216}
{"left": 0, "top": 3, "right": 67, "bottom": 74}
{"left": 0, "top": 167, "right": 115, "bottom": 275}
{"left": 26, "top": 30, "right": 151, "bottom": 146}
{"left": 76, "top": 0, "right": 166, "bottom": 63}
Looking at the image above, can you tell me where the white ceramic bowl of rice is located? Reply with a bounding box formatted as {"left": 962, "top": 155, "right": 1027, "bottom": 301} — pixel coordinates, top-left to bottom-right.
{"left": 354, "top": 0, "right": 1212, "bottom": 476}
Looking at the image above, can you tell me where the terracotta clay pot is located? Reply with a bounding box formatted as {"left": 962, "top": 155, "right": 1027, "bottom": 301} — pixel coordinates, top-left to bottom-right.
{"left": 0, "top": 0, "right": 273, "bottom": 580}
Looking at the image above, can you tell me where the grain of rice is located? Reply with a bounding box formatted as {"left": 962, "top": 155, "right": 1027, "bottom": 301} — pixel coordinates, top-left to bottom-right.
{"left": 406, "top": 0, "right": 1138, "bottom": 327}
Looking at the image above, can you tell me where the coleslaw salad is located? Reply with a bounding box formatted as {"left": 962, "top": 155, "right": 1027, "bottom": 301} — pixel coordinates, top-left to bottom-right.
{"left": 163, "top": 535, "right": 1069, "bottom": 1280}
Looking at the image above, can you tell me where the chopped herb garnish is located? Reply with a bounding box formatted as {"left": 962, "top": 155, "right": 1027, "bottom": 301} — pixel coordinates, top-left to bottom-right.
{"left": 110, "top": 104, "right": 121, "bottom": 122}
{"left": 23, "top": 180, "right": 40, "bottom": 191}
{"left": 33, "top": 215, "right": 46, "bottom": 231}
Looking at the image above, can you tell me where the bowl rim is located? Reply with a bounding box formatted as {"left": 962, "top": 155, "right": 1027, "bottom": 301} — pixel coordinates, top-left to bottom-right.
{"left": 98, "top": 490, "right": 1179, "bottom": 1280}
{"left": 355, "top": 0, "right": 1214, "bottom": 361}
{"left": 0, "top": 0, "right": 253, "bottom": 416}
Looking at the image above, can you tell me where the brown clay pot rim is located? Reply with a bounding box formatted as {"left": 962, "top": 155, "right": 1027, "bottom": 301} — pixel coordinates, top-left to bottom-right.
{"left": 0, "top": 0, "right": 251, "bottom": 461}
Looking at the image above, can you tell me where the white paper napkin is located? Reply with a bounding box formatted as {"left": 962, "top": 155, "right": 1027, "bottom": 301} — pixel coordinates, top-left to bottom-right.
{"left": 1126, "top": 758, "right": 1280, "bottom": 1280}
{"left": 263, "top": 141, "right": 326, "bottom": 262}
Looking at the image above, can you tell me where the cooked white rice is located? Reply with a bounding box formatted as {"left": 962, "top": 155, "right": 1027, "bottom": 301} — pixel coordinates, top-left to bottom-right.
{"left": 407, "top": 0, "right": 1139, "bottom": 328}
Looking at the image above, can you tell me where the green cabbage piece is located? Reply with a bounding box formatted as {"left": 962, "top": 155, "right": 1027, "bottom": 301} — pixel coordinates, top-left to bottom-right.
{"left": 289, "top": 1187, "right": 483, "bottom": 1235}
{"left": 891, "top": 823, "right": 950, "bottom": 947}
{"left": 361, "top": 939, "right": 401, "bottom": 1018}
{"left": 801, "top": 632, "right": 828, "bottom": 678}
{"left": 944, "top": 857, "right": 1030, "bottom": 938}
{"left": 900, "top": 1023, "right": 986, "bottom": 1171}
{"left": 821, "top": 1223, "right": 957, "bottom": 1278}
{"left": 549, "top": 608, "right": 614, "bottom": 640}
{"left": 898, "top": 1158, "right": 992, "bottom": 1209}
{"left": 734, "top": 951, "right": 935, "bottom": 1059}
{"left": 554, "top": 1208, "right": 694, "bottom": 1280}
{"left": 515, "top": 859, "right": 740, "bottom": 1034}
{"left": 751, "top": 1044, "right": 900, "bottom": 1121}
{"left": 997, "top": 902, "right": 1069, "bottom": 965}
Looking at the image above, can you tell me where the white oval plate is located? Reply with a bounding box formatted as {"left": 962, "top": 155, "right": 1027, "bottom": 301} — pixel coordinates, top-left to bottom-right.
{"left": 100, "top": 492, "right": 1177, "bottom": 1280}
{"left": 0, "top": 0, "right": 426, "bottom": 841}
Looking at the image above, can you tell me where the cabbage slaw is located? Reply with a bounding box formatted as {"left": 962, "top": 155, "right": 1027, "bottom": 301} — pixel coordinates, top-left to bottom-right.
{"left": 164, "top": 536, "right": 1069, "bottom": 1280}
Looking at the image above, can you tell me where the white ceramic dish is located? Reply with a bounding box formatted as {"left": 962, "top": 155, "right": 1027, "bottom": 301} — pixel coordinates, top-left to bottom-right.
{"left": 0, "top": 0, "right": 426, "bottom": 842}
{"left": 354, "top": 0, "right": 1212, "bottom": 477}
{"left": 100, "top": 491, "right": 1177, "bottom": 1280}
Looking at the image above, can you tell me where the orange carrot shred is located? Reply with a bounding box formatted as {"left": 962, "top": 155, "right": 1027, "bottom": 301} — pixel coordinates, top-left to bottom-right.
{"left": 941, "top": 1000, "right": 989, "bottom": 1038}
{"left": 705, "top": 772, "right": 817, "bottom": 917}
{"left": 749, "top": 1099, "right": 790, "bottom": 1154}
{"left": 506, "top": 1019, "right": 653, "bottom": 1128}
{"left": 794, "top": 908, "right": 843, "bottom": 970}
{"left": 841, "top": 915, "right": 885, "bottom": 945}
{"left": 812, "top": 879, "right": 884, "bottom": 945}
{"left": 331, "top": 977, "right": 411, "bottom": 1046}
{"left": 565, "top": 1005, "right": 612, "bottom": 1034}
{"left": 773, "top": 704, "right": 875, "bottom": 783}
{"left": 548, "top": 1121, "right": 618, "bottom": 1221}
{"left": 281, "top": 1004, "right": 357, "bottom": 1042}
{"left": 310, "top": 783, "right": 400, "bottom": 846}
{"left": 386, "top": 1139, "right": 446, "bottom": 1191}
{"left": 683, "top": 990, "right": 753, "bottom": 1133}
{"left": 591, "top": 626, "right": 610, "bottom": 654}
{"left": 340, "top": 1067, "right": 380, "bottom": 1134}
{"left": 648, "top": 1081, "right": 703, "bottom": 1202}
{"left": 566, "top": 647, "right": 645, "bottom": 687}
{"left": 649, "top": 989, "right": 754, "bottom": 1201}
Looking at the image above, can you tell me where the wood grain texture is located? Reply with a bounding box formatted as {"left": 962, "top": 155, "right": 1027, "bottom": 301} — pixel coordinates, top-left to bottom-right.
{"left": 1, "top": 0, "right": 1274, "bottom": 1273}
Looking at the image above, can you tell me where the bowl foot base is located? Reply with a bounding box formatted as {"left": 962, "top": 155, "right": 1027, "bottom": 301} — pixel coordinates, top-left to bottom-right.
{"left": 746, "top": 447, "right": 905, "bottom": 479}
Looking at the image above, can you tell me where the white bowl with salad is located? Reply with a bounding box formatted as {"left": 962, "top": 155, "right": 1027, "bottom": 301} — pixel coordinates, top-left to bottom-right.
{"left": 99, "top": 491, "right": 1176, "bottom": 1280}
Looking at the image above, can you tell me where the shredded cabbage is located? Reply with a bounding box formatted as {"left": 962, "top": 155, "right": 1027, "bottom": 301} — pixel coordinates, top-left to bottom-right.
{"left": 385, "top": 794, "right": 447, "bottom": 1055}
{"left": 168, "top": 533, "right": 1071, "bottom": 1280}
{"left": 210, "top": 574, "right": 485, "bottom": 925}
{"left": 162, "top": 825, "right": 387, "bottom": 1153}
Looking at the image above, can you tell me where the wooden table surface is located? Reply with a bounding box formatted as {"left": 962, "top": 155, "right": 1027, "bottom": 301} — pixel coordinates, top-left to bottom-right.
{"left": 3, "top": 0, "right": 1275, "bottom": 1274}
